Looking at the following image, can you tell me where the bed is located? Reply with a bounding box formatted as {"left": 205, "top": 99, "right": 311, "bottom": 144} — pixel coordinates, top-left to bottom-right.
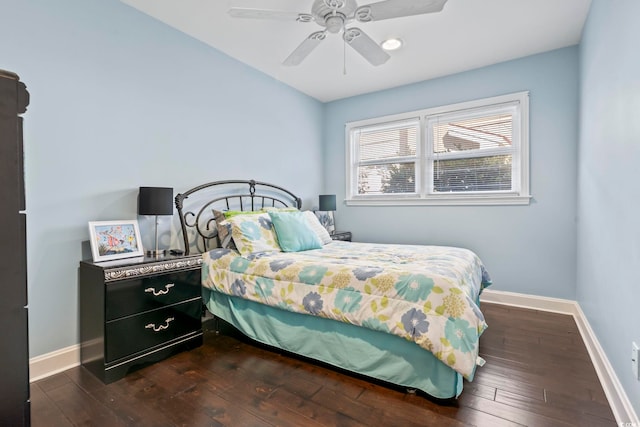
{"left": 175, "top": 179, "right": 491, "bottom": 399}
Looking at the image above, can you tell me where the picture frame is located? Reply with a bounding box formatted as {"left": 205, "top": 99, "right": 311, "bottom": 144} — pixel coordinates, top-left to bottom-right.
{"left": 313, "top": 210, "right": 335, "bottom": 234}
{"left": 88, "top": 220, "right": 144, "bottom": 262}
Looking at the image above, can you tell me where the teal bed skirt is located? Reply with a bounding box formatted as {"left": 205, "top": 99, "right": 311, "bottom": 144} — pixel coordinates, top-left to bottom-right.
{"left": 203, "top": 288, "right": 463, "bottom": 399}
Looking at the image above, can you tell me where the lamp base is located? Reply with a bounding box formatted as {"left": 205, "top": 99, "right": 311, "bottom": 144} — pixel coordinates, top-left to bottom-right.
{"left": 146, "top": 249, "right": 166, "bottom": 257}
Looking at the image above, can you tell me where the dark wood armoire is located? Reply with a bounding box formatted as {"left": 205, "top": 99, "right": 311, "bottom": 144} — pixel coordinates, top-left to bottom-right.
{"left": 0, "top": 69, "right": 31, "bottom": 426}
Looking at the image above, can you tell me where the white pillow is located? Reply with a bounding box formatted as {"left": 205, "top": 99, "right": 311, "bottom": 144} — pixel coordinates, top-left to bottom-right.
{"left": 303, "top": 210, "right": 333, "bottom": 245}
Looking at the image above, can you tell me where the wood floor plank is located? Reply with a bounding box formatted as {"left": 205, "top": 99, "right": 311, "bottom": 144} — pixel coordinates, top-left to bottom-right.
{"left": 277, "top": 369, "right": 324, "bottom": 399}
{"left": 31, "top": 301, "right": 617, "bottom": 426}
{"left": 310, "top": 386, "right": 385, "bottom": 426}
{"left": 60, "top": 365, "right": 177, "bottom": 426}
{"left": 29, "top": 383, "right": 73, "bottom": 427}
{"left": 495, "top": 389, "right": 615, "bottom": 427}
{"left": 458, "top": 391, "right": 576, "bottom": 427}
{"left": 285, "top": 360, "right": 369, "bottom": 401}
{"left": 172, "top": 378, "right": 275, "bottom": 426}
{"left": 356, "top": 387, "right": 469, "bottom": 427}
{"left": 462, "top": 380, "right": 497, "bottom": 401}
{"left": 251, "top": 380, "right": 367, "bottom": 427}
{"left": 401, "top": 393, "right": 527, "bottom": 427}
{"left": 210, "top": 378, "right": 327, "bottom": 427}
{"left": 131, "top": 362, "right": 223, "bottom": 426}
{"left": 42, "top": 380, "right": 127, "bottom": 427}
{"left": 189, "top": 347, "right": 331, "bottom": 427}
{"left": 34, "top": 372, "right": 73, "bottom": 393}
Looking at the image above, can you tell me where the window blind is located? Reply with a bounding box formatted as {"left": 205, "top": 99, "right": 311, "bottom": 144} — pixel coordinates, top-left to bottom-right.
{"left": 430, "top": 110, "right": 516, "bottom": 193}
{"left": 354, "top": 119, "right": 419, "bottom": 195}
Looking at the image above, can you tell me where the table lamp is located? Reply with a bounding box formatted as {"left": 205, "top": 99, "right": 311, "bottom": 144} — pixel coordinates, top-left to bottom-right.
{"left": 319, "top": 194, "right": 337, "bottom": 235}
{"left": 138, "top": 186, "right": 173, "bottom": 257}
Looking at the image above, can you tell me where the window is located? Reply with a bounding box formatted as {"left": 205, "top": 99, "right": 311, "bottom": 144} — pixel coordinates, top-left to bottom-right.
{"left": 346, "top": 92, "right": 530, "bottom": 205}
{"left": 351, "top": 118, "right": 420, "bottom": 196}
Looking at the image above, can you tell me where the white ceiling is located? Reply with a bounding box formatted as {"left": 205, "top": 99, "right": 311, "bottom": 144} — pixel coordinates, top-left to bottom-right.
{"left": 120, "top": 0, "right": 592, "bottom": 102}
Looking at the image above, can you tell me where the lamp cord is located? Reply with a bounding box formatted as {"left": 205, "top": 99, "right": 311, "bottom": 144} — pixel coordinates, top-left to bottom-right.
{"left": 154, "top": 215, "right": 159, "bottom": 256}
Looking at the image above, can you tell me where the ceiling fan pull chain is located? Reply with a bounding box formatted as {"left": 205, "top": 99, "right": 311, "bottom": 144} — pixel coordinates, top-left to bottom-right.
{"left": 343, "top": 21, "right": 347, "bottom": 75}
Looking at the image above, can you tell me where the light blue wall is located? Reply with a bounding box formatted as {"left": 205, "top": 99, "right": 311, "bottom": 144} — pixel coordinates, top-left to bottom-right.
{"left": 578, "top": 0, "right": 640, "bottom": 415}
{"left": 0, "top": 0, "right": 323, "bottom": 357}
{"left": 323, "top": 47, "right": 580, "bottom": 300}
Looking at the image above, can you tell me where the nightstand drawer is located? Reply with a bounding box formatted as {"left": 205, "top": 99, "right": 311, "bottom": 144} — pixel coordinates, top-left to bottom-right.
{"left": 106, "top": 270, "right": 200, "bottom": 321}
{"left": 105, "top": 298, "right": 201, "bottom": 362}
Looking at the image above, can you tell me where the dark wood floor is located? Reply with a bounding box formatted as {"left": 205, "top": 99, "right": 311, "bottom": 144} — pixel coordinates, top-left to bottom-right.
{"left": 31, "top": 303, "right": 616, "bottom": 426}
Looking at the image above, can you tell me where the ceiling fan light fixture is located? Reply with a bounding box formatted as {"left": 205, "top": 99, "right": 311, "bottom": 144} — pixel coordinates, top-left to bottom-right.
{"left": 325, "top": 14, "right": 345, "bottom": 33}
{"left": 381, "top": 38, "right": 403, "bottom": 51}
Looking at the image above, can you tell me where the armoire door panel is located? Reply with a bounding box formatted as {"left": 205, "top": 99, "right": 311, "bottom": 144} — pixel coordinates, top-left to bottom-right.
{"left": 0, "top": 115, "right": 21, "bottom": 212}
{"left": 0, "top": 307, "right": 29, "bottom": 411}
{"left": 0, "top": 71, "right": 25, "bottom": 215}
{"left": 18, "top": 212, "right": 27, "bottom": 305}
{"left": 0, "top": 213, "right": 27, "bottom": 309}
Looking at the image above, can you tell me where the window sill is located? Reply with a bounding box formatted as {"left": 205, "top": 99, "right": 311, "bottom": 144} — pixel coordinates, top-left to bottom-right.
{"left": 345, "top": 194, "right": 532, "bottom": 206}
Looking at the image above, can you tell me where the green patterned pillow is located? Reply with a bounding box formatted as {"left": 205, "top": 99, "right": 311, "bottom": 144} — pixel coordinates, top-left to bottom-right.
{"left": 214, "top": 209, "right": 272, "bottom": 249}
{"left": 227, "top": 213, "right": 281, "bottom": 256}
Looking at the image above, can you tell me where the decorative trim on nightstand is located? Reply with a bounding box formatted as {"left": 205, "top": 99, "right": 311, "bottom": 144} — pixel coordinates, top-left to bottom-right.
{"left": 103, "top": 257, "right": 203, "bottom": 282}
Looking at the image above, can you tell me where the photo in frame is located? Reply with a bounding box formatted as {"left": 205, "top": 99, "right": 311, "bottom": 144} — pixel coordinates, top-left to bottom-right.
{"left": 88, "top": 220, "right": 144, "bottom": 262}
{"left": 313, "top": 210, "right": 335, "bottom": 234}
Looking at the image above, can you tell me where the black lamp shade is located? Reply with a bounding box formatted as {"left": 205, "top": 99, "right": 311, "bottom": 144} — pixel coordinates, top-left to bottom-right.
{"left": 138, "top": 187, "right": 173, "bottom": 216}
{"left": 319, "top": 194, "right": 336, "bottom": 211}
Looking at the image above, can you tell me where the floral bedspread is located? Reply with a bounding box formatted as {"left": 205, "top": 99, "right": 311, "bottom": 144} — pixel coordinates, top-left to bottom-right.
{"left": 202, "top": 241, "right": 491, "bottom": 379}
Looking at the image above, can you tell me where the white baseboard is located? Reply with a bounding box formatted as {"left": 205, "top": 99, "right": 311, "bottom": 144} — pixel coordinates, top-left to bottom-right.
{"left": 481, "top": 289, "right": 639, "bottom": 425}
{"left": 29, "top": 344, "right": 80, "bottom": 383}
{"left": 480, "top": 289, "right": 576, "bottom": 314}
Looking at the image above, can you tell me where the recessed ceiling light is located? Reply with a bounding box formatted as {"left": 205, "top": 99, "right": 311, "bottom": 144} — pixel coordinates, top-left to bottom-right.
{"left": 381, "top": 38, "right": 403, "bottom": 51}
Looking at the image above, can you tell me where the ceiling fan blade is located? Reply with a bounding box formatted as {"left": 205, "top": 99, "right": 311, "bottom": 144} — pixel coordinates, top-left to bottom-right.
{"left": 343, "top": 28, "right": 390, "bottom": 66}
{"left": 283, "top": 31, "right": 327, "bottom": 66}
{"left": 228, "top": 8, "right": 312, "bottom": 22}
{"left": 355, "top": 0, "right": 447, "bottom": 22}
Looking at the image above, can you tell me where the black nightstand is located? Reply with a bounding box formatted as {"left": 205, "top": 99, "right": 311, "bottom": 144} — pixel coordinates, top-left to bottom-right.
{"left": 79, "top": 253, "right": 203, "bottom": 383}
{"left": 331, "top": 231, "right": 352, "bottom": 241}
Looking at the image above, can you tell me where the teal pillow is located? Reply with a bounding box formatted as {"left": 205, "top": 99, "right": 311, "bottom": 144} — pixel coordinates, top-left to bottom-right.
{"left": 268, "top": 211, "right": 322, "bottom": 252}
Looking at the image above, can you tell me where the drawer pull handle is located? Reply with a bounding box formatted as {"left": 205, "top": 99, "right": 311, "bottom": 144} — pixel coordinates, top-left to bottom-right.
{"left": 145, "top": 317, "right": 175, "bottom": 332}
{"left": 144, "top": 283, "right": 174, "bottom": 296}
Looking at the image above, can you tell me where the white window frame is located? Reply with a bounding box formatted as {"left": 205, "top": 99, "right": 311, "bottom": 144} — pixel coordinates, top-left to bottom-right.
{"left": 345, "top": 92, "right": 531, "bottom": 206}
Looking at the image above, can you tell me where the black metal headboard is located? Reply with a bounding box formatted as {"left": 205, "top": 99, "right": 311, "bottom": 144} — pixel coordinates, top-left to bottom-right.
{"left": 175, "top": 179, "right": 302, "bottom": 255}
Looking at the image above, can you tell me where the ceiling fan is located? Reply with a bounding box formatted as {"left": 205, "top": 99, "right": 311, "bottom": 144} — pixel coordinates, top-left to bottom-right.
{"left": 228, "top": 0, "right": 448, "bottom": 67}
